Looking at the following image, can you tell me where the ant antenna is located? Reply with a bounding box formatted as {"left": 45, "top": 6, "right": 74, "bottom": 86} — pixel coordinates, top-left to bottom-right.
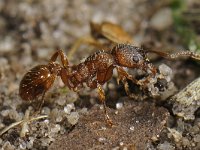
{"left": 148, "top": 49, "right": 200, "bottom": 60}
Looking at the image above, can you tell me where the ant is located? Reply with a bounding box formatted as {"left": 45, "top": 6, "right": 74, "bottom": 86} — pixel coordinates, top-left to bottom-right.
{"left": 19, "top": 43, "right": 200, "bottom": 126}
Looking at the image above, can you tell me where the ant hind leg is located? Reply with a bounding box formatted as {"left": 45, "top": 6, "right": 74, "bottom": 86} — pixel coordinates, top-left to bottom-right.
{"left": 38, "top": 92, "right": 46, "bottom": 111}
{"left": 33, "top": 91, "right": 46, "bottom": 116}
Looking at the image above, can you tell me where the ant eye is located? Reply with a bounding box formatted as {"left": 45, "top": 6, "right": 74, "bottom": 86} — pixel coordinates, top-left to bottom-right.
{"left": 132, "top": 56, "right": 139, "bottom": 62}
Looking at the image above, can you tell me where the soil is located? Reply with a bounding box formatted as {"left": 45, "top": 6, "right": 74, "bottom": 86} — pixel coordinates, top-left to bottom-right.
{"left": 0, "top": 0, "right": 200, "bottom": 150}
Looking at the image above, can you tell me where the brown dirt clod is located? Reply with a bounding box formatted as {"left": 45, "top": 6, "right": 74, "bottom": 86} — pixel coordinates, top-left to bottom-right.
{"left": 49, "top": 99, "right": 169, "bottom": 150}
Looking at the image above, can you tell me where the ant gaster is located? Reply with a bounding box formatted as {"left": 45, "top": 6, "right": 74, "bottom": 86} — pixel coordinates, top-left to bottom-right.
{"left": 19, "top": 44, "right": 200, "bottom": 126}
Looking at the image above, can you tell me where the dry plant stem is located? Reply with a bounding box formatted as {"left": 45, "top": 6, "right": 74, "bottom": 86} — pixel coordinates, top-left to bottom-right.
{"left": 0, "top": 120, "right": 24, "bottom": 136}
{"left": 0, "top": 114, "right": 48, "bottom": 136}
{"left": 20, "top": 109, "right": 31, "bottom": 137}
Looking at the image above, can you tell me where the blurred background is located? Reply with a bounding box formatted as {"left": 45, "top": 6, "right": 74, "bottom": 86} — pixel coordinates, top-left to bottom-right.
{"left": 0, "top": 0, "right": 200, "bottom": 149}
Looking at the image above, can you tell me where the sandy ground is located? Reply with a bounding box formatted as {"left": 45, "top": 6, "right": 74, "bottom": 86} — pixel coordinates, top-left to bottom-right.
{"left": 0, "top": 0, "right": 200, "bottom": 150}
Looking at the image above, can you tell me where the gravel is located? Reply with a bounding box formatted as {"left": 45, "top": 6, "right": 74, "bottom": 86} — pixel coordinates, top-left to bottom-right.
{"left": 0, "top": 0, "right": 200, "bottom": 150}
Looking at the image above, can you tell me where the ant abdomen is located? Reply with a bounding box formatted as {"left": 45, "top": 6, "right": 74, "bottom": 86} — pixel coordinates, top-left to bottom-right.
{"left": 19, "top": 64, "right": 58, "bottom": 101}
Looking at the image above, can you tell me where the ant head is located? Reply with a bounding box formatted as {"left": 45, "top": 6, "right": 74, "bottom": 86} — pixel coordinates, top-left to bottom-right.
{"left": 112, "top": 44, "right": 147, "bottom": 68}
{"left": 19, "top": 62, "right": 61, "bottom": 101}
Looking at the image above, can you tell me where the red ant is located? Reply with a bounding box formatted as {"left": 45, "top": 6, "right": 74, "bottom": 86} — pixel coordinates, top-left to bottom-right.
{"left": 19, "top": 44, "right": 200, "bottom": 126}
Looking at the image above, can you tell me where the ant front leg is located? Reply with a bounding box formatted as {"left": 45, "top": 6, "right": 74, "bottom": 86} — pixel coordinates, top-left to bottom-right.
{"left": 116, "top": 67, "right": 148, "bottom": 100}
{"left": 116, "top": 67, "right": 131, "bottom": 95}
{"left": 136, "top": 62, "right": 158, "bottom": 88}
{"left": 116, "top": 66, "right": 139, "bottom": 94}
{"left": 116, "top": 66, "right": 139, "bottom": 84}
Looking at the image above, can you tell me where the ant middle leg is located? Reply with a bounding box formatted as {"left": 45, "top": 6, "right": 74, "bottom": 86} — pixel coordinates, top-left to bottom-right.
{"left": 68, "top": 36, "right": 107, "bottom": 61}
{"left": 97, "top": 83, "right": 113, "bottom": 126}
{"left": 86, "top": 78, "right": 113, "bottom": 126}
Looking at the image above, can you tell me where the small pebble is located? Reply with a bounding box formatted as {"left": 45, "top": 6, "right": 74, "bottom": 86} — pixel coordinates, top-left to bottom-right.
{"left": 56, "top": 116, "right": 63, "bottom": 123}
{"left": 51, "top": 124, "right": 61, "bottom": 133}
{"left": 1, "top": 109, "right": 10, "bottom": 117}
{"left": 119, "top": 141, "right": 124, "bottom": 146}
{"left": 98, "top": 137, "right": 106, "bottom": 143}
{"left": 130, "top": 126, "right": 135, "bottom": 131}
{"left": 19, "top": 141, "right": 27, "bottom": 150}
{"left": 116, "top": 102, "right": 123, "bottom": 110}
{"left": 42, "top": 107, "right": 51, "bottom": 115}
{"left": 157, "top": 141, "right": 175, "bottom": 150}
{"left": 56, "top": 97, "right": 66, "bottom": 106}
{"left": 182, "top": 137, "right": 190, "bottom": 147}
{"left": 79, "top": 107, "right": 88, "bottom": 114}
{"left": 108, "top": 83, "right": 116, "bottom": 90}
{"left": 159, "top": 64, "right": 173, "bottom": 82}
{"left": 26, "top": 137, "right": 34, "bottom": 149}
{"left": 167, "top": 128, "right": 182, "bottom": 143}
{"left": 64, "top": 103, "right": 75, "bottom": 114}
{"left": 0, "top": 36, "right": 16, "bottom": 53}
{"left": 193, "top": 134, "right": 200, "bottom": 143}
{"left": 2, "top": 141, "right": 15, "bottom": 150}
{"left": 36, "top": 48, "right": 52, "bottom": 59}
{"left": 150, "top": 8, "right": 173, "bottom": 31}
{"left": 67, "top": 112, "right": 79, "bottom": 125}
{"left": 0, "top": 57, "right": 8, "bottom": 70}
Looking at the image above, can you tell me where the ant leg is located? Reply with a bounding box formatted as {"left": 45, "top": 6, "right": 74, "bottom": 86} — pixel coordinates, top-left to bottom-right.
{"left": 116, "top": 67, "right": 135, "bottom": 95}
{"left": 136, "top": 63, "right": 157, "bottom": 88}
{"left": 97, "top": 83, "right": 113, "bottom": 126}
{"left": 50, "top": 50, "right": 69, "bottom": 68}
{"left": 86, "top": 78, "right": 113, "bottom": 126}
{"left": 120, "top": 77, "right": 132, "bottom": 96}
{"left": 38, "top": 92, "right": 46, "bottom": 112}
{"left": 34, "top": 92, "right": 46, "bottom": 116}
{"left": 116, "top": 67, "right": 139, "bottom": 85}
{"left": 68, "top": 36, "right": 107, "bottom": 61}
{"left": 116, "top": 67, "right": 149, "bottom": 100}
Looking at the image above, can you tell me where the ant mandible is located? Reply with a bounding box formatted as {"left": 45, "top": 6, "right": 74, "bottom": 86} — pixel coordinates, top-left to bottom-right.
{"left": 19, "top": 44, "right": 200, "bottom": 126}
